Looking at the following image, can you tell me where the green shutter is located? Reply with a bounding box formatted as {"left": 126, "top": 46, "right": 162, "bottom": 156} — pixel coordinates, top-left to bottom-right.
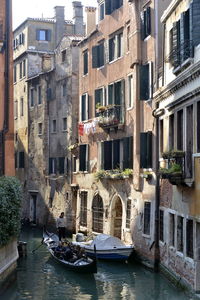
{"left": 140, "top": 133, "right": 147, "bottom": 168}
{"left": 146, "top": 131, "right": 152, "bottom": 168}
{"left": 81, "top": 94, "right": 86, "bottom": 121}
{"left": 46, "top": 30, "right": 51, "bottom": 41}
{"left": 79, "top": 145, "right": 87, "bottom": 171}
{"left": 140, "top": 11, "right": 145, "bottom": 40}
{"left": 172, "top": 21, "right": 180, "bottom": 67}
{"left": 190, "top": 0, "right": 200, "bottom": 47}
{"left": 146, "top": 7, "right": 151, "bottom": 36}
{"left": 99, "top": 43, "right": 104, "bottom": 67}
{"left": 113, "top": 139, "right": 120, "bottom": 169}
{"left": 104, "top": 141, "right": 112, "bottom": 170}
{"left": 105, "top": 0, "right": 111, "bottom": 15}
{"left": 140, "top": 64, "right": 149, "bottom": 100}
{"left": 92, "top": 46, "right": 98, "bottom": 68}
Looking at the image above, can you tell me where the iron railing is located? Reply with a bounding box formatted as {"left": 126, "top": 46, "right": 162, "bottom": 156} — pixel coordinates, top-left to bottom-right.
{"left": 165, "top": 40, "right": 193, "bottom": 67}
{"left": 97, "top": 105, "right": 124, "bottom": 128}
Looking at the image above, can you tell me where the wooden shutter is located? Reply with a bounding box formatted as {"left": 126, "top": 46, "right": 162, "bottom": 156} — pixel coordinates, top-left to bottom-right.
{"left": 146, "top": 131, "right": 152, "bottom": 168}
{"left": 140, "top": 64, "right": 149, "bottom": 100}
{"left": 172, "top": 21, "right": 180, "bottom": 67}
{"left": 190, "top": 0, "right": 200, "bottom": 47}
{"left": 105, "top": 0, "right": 111, "bottom": 15}
{"left": 92, "top": 45, "right": 98, "bottom": 68}
{"left": 59, "top": 157, "right": 65, "bottom": 174}
{"left": 46, "top": 30, "right": 51, "bottom": 41}
{"left": 81, "top": 94, "right": 86, "bottom": 121}
{"left": 104, "top": 141, "right": 112, "bottom": 170}
{"left": 19, "top": 152, "right": 25, "bottom": 168}
{"left": 47, "top": 88, "right": 52, "bottom": 101}
{"left": 83, "top": 51, "right": 88, "bottom": 74}
{"left": 99, "top": 43, "right": 104, "bottom": 67}
{"left": 79, "top": 144, "right": 87, "bottom": 171}
{"left": 123, "top": 137, "right": 133, "bottom": 169}
{"left": 140, "top": 11, "right": 145, "bottom": 40}
{"left": 146, "top": 7, "right": 151, "bottom": 36}
{"left": 36, "top": 29, "right": 40, "bottom": 41}
{"left": 140, "top": 132, "right": 147, "bottom": 168}
{"left": 113, "top": 139, "right": 120, "bottom": 169}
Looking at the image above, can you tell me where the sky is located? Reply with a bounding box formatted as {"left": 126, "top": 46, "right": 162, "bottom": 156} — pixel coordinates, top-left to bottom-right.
{"left": 13, "top": 0, "right": 98, "bottom": 29}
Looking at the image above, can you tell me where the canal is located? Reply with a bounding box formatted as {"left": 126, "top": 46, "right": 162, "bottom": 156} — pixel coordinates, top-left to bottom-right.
{"left": 1, "top": 228, "right": 194, "bottom": 300}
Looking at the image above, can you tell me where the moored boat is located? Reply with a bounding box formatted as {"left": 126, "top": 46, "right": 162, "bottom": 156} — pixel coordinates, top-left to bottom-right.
{"left": 43, "top": 231, "right": 97, "bottom": 273}
{"left": 72, "top": 234, "right": 134, "bottom": 261}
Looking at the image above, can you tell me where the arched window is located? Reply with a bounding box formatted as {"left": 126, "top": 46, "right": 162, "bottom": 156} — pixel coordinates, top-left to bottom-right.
{"left": 92, "top": 194, "right": 103, "bottom": 233}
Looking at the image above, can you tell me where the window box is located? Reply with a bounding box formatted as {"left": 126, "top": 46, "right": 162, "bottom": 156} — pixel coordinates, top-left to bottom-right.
{"left": 162, "top": 150, "right": 185, "bottom": 159}
{"left": 159, "top": 163, "right": 184, "bottom": 185}
{"left": 140, "top": 172, "right": 152, "bottom": 180}
{"left": 95, "top": 169, "right": 133, "bottom": 181}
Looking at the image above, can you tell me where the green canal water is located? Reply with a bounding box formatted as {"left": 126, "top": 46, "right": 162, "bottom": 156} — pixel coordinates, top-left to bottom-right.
{"left": 1, "top": 228, "right": 195, "bottom": 300}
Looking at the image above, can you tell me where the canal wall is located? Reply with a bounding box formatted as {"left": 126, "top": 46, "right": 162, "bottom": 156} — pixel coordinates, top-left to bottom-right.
{"left": 0, "top": 239, "right": 18, "bottom": 291}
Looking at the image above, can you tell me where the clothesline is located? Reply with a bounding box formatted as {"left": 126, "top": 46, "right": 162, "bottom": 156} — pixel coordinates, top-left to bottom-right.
{"left": 78, "top": 119, "right": 99, "bottom": 136}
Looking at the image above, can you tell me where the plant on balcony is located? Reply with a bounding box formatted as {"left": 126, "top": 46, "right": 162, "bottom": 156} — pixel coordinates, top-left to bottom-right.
{"left": 0, "top": 177, "right": 22, "bottom": 246}
{"left": 162, "top": 149, "right": 185, "bottom": 159}
{"left": 96, "top": 103, "right": 106, "bottom": 112}
{"left": 94, "top": 169, "right": 133, "bottom": 181}
{"left": 140, "top": 171, "right": 152, "bottom": 180}
{"left": 159, "top": 163, "right": 182, "bottom": 179}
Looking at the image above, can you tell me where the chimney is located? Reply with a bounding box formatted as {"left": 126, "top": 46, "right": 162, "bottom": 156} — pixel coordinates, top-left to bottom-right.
{"left": 72, "top": 1, "right": 84, "bottom": 35}
{"left": 54, "top": 6, "right": 65, "bottom": 45}
{"left": 85, "top": 7, "right": 97, "bottom": 36}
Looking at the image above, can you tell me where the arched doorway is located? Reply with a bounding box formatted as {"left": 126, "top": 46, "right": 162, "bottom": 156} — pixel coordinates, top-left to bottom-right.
{"left": 92, "top": 194, "right": 103, "bottom": 233}
{"left": 111, "top": 196, "right": 122, "bottom": 239}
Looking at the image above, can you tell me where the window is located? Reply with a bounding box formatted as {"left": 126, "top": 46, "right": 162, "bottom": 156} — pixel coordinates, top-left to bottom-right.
{"left": 23, "top": 59, "right": 26, "bottom": 77}
{"left": 38, "top": 123, "right": 43, "bottom": 135}
{"left": 141, "top": 7, "right": 151, "bottom": 40}
{"left": 105, "top": 0, "right": 123, "bottom": 15}
{"left": 92, "top": 194, "right": 103, "bottom": 233}
{"left": 62, "top": 83, "right": 66, "bottom": 97}
{"left": 169, "top": 213, "right": 175, "bottom": 247}
{"left": 83, "top": 50, "right": 88, "bottom": 75}
{"left": 73, "top": 156, "right": 77, "bottom": 173}
{"left": 36, "top": 29, "right": 51, "bottom": 41}
{"left": 79, "top": 144, "right": 89, "bottom": 172}
{"left": 177, "top": 216, "right": 184, "bottom": 252}
{"left": 30, "top": 89, "right": 34, "bottom": 107}
{"left": 19, "top": 62, "right": 22, "bottom": 79}
{"left": 92, "top": 41, "right": 104, "bottom": 68}
{"left": 186, "top": 219, "right": 193, "bottom": 258}
{"left": 14, "top": 100, "right": 18, "bottom": 119}
{"left": 186, "top": 105, "right": 193, "bottom": 178}
{"left": 52, "top": 120, "right": 56, "bottom": 133}
{"left": 63, "top": 117, "right": 67, "bottom": 131}
{"left": 169, "top": 114, "right": 174, "bottom": 150}
{"left": 143, "top": 202, "right": 151, "bottom": 235}
{"left": 128, "top": 74, "right": 133, "bottom": 108}
{"left": 140, "top": 131, "right": 152, "bottom": 168}
{"left": 20, "top": 97, "right": 24, "bottom": 117}
{"left": 126, "top": 199, "right": 131, "bottom": 229}
{"left": 95, "top": 87, "right": 105, "bottom": 116}
{"left": 159, "top": 210, "right": 164, "bottom": 242}
{"left": 139, "top": 62, "right": 153, "bottom": 100}
{"left": 19, "top": 33, "right": 24, "bottom": 45}
{"left": 80, "top": 191, "right": 87, "bottom": 226}
{"left": 49, "top": 158, "right": 57, "bottom": 174}
{"left": 58, "top": 157, "right": 65, "bottom": 174}
{"left": 80, "top": 93, "right": 89, "bottom": 121}
{"left": 108, "top": 80, "right": 124, "bottom": 106}
{"left": 62, "top": 50, "right": 66, "bottom": 62}
{"left": 19, "top": 152, "right": 25, "bottom": 168}
{"left": 14, "top": 65, "right": 17, "bottom": 83}
{"left": 38, "top": 86, "right": 42, "bottom": 104}
{"left": 123, "top": 136, "right": 133, "bottom": 169}
{"left": 159, "top": 119, "right": 163, "bottom": 155}
{"left": 177, "top": 109, "right": 183, "bottom": 150}
{"left": 127, "top": 25, "right": 130, "bottom": 52}
{"left": 109, "top": 32, "right": 123, "bottom": 62}
{"left": 100, "top": 2, "right": 105, "bottom": 21}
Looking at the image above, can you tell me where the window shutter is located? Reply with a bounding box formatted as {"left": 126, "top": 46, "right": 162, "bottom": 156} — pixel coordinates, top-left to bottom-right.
{"left": 146, "top": 131, "right": 152, "bottom": 168}
{"left": 140, "top": 64, "right": 149, "bottom": 100}
{"left": 104, "top": 141, "right": 112, "bottom": 170}
{"left": 105, "top": 0, "right": 111, "bottom": 15}
{"left": 59, "top": 157, "right": 65, "bottom": 174}
{"left": 129, "top": 136, "right": 133, "bottom": 169}
{"left": 83, "top": 51, "right": 88, "bottom": 74}
{"left": 86, "top": 144, "right": 89, "bottom": 171}
{"left": 104, "top": 39, "right": 109, "bottom": 64}
{"left": 190, "top": 0, "right": 200, "bottom": 47}
{"left": 19, "top": 152, "right": 25, "bottom": 168}
{"left": 119, "top": 0, "right": 123, "bottom": 8}
{"left": 46, "top": 30, "right": 51, "bottom": 41}
{"left": 140, "top": 11, "right": 145, "bottom": 40}
{"left": 146, "top": 7, "right": 151, "bottom": 36}
{"left": 36, "top": 29, "right": 40, "bottom": 41}
{"left": 47, "top": 88, "right": 52, "bottom": 101}
{"left": 22, "top": 33, "right": 25, "bottom": 44}
{"left": 172, "top": 21, "right": 180, "bottom": 67}
{"left": 180, "top": 13, "right": 185, "bottom": 63}
{"left": 99, "top": 43, "right": 104, "bottom": 67}
{"left": 92, "top": 46, "right": 98, "bottom": 68}
{"left": 79, "top": 144, "right": 87, "bottom": 171}
{"left": 149, "top": 62, "right": 153, "bottom": 99}
{"left": 49, "top": 158, "right": 53, "bottom": 174}
{"left": 140, "top": 132, "right": 147, "bottom": 168}
{"left": 123, "top": 137, "right": 129, "bottom": 169}
{"left": 113, "top": 139, "right": 120, "bottom": 169}
{"left": 86, "top": 93, "right": 89, "bottom": 120}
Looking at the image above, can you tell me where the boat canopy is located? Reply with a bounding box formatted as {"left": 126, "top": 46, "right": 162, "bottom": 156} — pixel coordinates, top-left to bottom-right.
{"left": 90, "top": 234, "right": 125, "bottom": 249}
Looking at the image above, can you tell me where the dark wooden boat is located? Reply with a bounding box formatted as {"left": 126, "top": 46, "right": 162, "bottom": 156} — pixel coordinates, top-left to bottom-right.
{"left": 43, "top": 231, "right": 97, "bottom": 274}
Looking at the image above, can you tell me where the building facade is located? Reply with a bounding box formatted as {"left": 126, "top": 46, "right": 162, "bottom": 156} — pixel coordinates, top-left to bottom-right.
{"left": 13, "top": 2, "right": 84, "bottom": 226}
{"left": 155, "top": 0, "right": 200, "bottom": 292}
{"left": 75, "top": 0, "right": 170, "bottom": 268}
{"left": 0, "top": 0, "right": 14, "bottom": 176}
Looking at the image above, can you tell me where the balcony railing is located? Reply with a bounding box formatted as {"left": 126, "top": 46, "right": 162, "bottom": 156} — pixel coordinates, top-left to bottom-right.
{"left": 165, "top": 40, "right": 193, "bottom": 67}
{"left": 97, "top": 105, "right": 124, "bottom": 128}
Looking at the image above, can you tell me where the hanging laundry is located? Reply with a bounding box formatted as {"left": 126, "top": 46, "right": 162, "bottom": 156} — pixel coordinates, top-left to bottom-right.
{"left": 78, "top": 123, "right": 84, "bottom": 136}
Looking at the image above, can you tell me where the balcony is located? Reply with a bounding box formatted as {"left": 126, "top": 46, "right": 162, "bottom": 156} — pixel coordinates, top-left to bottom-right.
{"left": 165, "top": 40, "right": 193, "bottom": 73}
{"left": 96, "top": 105, "right": 124, "bottom": 130}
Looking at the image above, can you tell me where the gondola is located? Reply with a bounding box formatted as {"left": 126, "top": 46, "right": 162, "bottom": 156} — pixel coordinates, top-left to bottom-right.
{"left": 43, "top": 231, "right": 97, "bottom": 274}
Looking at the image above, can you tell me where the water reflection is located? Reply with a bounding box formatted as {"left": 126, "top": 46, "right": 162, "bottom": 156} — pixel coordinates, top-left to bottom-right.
{"left": 1, "top": 228, "right": 193, "bottom": 300}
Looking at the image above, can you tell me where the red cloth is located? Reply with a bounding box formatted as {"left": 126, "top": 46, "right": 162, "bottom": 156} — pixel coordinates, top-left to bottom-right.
{"left": 78, "top": 123, "right": 84, "bottom": 136}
